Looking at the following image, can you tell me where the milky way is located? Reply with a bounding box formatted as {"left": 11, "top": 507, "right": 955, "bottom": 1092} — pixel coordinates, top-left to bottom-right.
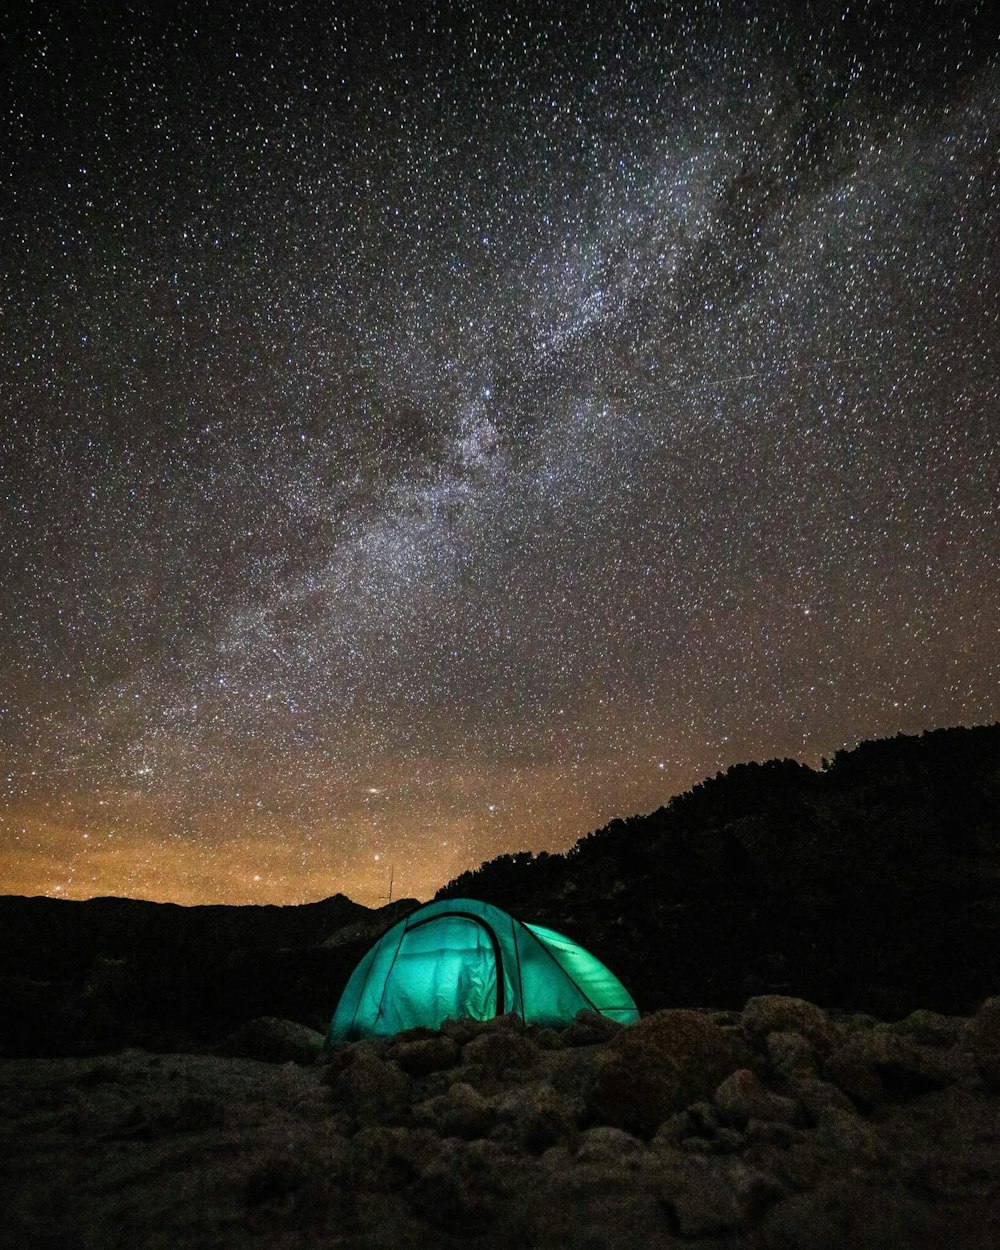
{"left": 2, "top": 2, "right": 999, "bottom": 905}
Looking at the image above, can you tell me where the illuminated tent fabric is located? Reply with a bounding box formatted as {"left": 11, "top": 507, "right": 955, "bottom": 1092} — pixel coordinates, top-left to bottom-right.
{"left": 326, "top": 897, "right": 638, "bottom": 1043}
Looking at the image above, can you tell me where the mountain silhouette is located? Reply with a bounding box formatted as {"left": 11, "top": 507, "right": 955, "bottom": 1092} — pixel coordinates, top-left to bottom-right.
{"left": 437, "top": 724, "right": 1000, "bottom": 1018}
{"left": 2, "top": 723, "right": 998, "bottom": 1057}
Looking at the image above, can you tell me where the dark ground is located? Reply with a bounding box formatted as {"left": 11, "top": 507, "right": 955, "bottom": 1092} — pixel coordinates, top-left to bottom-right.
{"left": 4, "top": 998, "right": 1000, "bottom": 1249}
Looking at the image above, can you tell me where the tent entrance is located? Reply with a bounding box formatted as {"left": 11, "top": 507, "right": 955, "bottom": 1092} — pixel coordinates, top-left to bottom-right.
{"left": 375, "top": 913, "right": 501, "bottom": 1034}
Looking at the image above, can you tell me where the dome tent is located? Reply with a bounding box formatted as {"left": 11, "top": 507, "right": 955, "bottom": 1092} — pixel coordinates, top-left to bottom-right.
{"left": 326, "top": 897, "right": 638, "bottom": 1043}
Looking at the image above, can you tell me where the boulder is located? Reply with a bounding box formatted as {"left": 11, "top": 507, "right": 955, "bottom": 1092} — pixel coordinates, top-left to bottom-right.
{"left": 534, "top": 1028, "right": 565, "bottom": 1051}
{"left": 713, "top": 1069, "right": 798, "bottom": 1127}
{"left": 742, "top": 997, "right": 834, "bottom": 1056}
{"left": 242, "top": 1155, "right": 307, "bottom": 1207}
{"left": 658, "top": 1157, "right": 785, "bottom": 1237}
{"left": 755, "top": 1176, "right": 941, "bottom": 1249}
{"left": 216, "top": 1017, "right": 324, "bottom": 1065}
{"left": 767, "top": 1030, "right": 820, "bottom": 1078}
{"left": 789, "top": 1076, "right": 857, "bottom": 1123}
{"left": 968, "top": 997, "right": 1000, "bottom": 1090}
{"left": 821, "top": 1110, "right": 890, "bottom": 1163}
{"left": 655, "top": 1100, "right": 723, "bottom": 1150}
{"left": 440, "top": 1013, "right": 524, "bottom": 1045}
{"left": 461, "top": 1029, "right": 540, "bottom": 1076}
{"left": 328, "top": 1043, "right": 412, "bottom": 1123}
{"left": 561, "top": 1011, "right": 624, "bottom": 1047}
{"left": 575, "top": 1125, "right": 646, "bottom": 1163}
{"left": 494, "top": 1081, "right": 576, "bottom": 1151}
{"left": 743, "top": 1118, "right": 797, "bottom": 1149}
{"left": 413, "top": 1081, "right": 495, "bottom": 1139}
{"left": 825, "top": 1031, "right": 952, "bottom": 1108}
{"left": 386, "top": 1034, "right": 460, "bottom": 1076}
{"left": 655, "top": 1110, "right": 697, "bottom": 1147}
{"left": 524, "top": 1145, "right": 670, "bottom": 1249}
{"left": 879, "top": 1009, "right": 969, "bottom": 1049}
{"left": 351, "top": 1126, "right": 441, "bottom": 1191}
{"left": 587, "top": 1009, "right": 754, "bottom": 1137}
{"left": 406, "top": 1138, "right": 510, "bottom": 1234}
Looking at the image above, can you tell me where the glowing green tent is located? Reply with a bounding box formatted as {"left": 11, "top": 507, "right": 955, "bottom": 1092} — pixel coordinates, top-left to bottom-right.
{"left": 326, "top": 897, "right": 638, "bottom": 1043}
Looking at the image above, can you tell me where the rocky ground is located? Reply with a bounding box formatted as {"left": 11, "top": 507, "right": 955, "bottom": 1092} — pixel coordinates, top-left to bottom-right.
{"left": 4, "top": 996, "right": 1000, "bottom": 1249}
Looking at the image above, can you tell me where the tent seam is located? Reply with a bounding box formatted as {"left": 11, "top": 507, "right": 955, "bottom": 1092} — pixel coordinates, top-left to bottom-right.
{"left": 511, "top": 914, "right": 526, "bottom": 1024}
{"left": 521, "top": 922, "right": 603, "bottom": 1015}
{"left": 371, "top": 917, "right": 410, "bottom": 1032}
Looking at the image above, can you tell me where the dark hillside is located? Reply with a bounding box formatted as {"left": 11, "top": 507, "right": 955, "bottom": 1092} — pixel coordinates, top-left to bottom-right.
{"left": 437, "top": 724, "right": 1000, "bottom": 1017}
{"left": 0, "top": 893, "right": 367, "bottom": 983}
{"left": 2, "top": 725, "right": 997, "bottom": 1058}
{"left": 0, "top": 893, "right": 419, "bottom": 1057}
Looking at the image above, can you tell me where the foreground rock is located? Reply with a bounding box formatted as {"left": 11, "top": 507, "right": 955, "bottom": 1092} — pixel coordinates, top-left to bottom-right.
{"left": 3, "top": 996, "right": 1000, "bottom": 1248}
{"left": 216, "top": 1016, "right": 325, "bottom": 1065}
{"left": 587, "top": 1008, "right": 754, "bottom": 1135}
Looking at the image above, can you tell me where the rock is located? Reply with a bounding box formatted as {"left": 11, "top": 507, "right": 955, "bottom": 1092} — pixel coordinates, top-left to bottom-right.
{"left": 714, "top": 1126, "right": 744, "bottom": 1152}
{"left": 167, "top": 1093, "right": 227, "bottom": 1132}
{"left": 386, "top": 1025, "right": 441, "bottom": 1044}
{"left": 743, "top": 1128, "right": 825, "bottom": 1191}
{"left": 439, "top": 1013, "right": 524, "bottom": 1045}
{"left": 656, "top": 1100, "right": 727, "bottom": 1151}
{"left": 11, "top": 1019, "right": 1000, "bottom": 1250}
{"left": 494, "top": 1081, "right": 576, "bottom": 1151}
{"left": 351, "top": 1126, "right": 441, "bottom": 1191}
{"left": 825, "top": 1031, "right": 951, "bottom": 1108}
{"left": 767, "top": 1030, "right": 820, "bottom": 1077}
{"left": 687, "top": 1101, "right": 721, "bottom": 1135}
{"left": 754, "top": 1176, "right": 942, "bottom": 1249}
{"left": 655, "top": 1111, "right": 694, "bottom": 1146}
{"left": 243, "top": 1156, "right": 306, "bottom": 1206}
{"left": 823, "top": 1036, "right": 884, "bottom": 1108}
{"left": 658, "top": 1157, "right": 785, "bottom": 1237}
{"left": 561, "top": 1011, "right": 624, "bottom": 1047}
{"left": 969, "top": 997, "right": 1000, "bottom": 1090}
{"left": 742, "top": 996, "right": 834, "bottom": 1056}
{"left": 539, "top": 1143, "right": 575, "bottom": 1173}
{"left": 461, "top": 1029, "right": 540, "bottom": 1076}
{"left": 744, "top": 1118, "right": 797, "bottom": 1148}
{"left": 385, "top": 1034, "right": 460, "bottom": 1076}
{"left": 534, "top": 1027, "right": 564, "bottom": 1050}
{"left": 216, "top": 1017, "right": 324, "bottom": 1065}
{"left": 575, "top": 1125, "right": 645, "bottom": 1162}
{"left": 713, "top": 1068, "right": 798, "bottom": 1127}
{"left": 329, "top": 1043, "right": 412, "bottom": 1123}
{"left": 413, "top": 1081, "right": 495, "bottom": 1139}
{"left": 821, "top": 1110, "right": 890, "bottom": 1162}
{"left": 406, "top": 1139, "right": 509, "bottom": 1233}
{"left": 790, "top": 1076, "right": 857, "bottom": 1123}
{"left": 525, "top": 1144, "right": 670, "bottom": 1249}
{"left": 879, "top": 1008, "right": 969, "bottom": 1049}
{"left": 587, "top": 1009, "right": 755, "bottom": 1137}
{"left": 835, "top": 1011, "right": 880, "bottom": 1033}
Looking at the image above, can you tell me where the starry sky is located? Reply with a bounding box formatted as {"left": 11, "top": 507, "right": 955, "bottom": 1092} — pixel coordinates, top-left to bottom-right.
{"left": 2, "top": 1, "right": 998, "bottom": 907}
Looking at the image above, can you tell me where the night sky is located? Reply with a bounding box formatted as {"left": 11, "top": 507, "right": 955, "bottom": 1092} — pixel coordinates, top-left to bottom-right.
{"left": 2, "top": 2, "right": 998, "bottom": 907}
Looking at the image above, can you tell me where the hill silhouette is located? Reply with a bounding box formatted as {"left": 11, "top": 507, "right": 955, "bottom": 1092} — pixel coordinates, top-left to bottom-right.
{"left": 437, "top": 724, "right": 1000, "bottom": 1018}
{"left": 0, "top": 893, "right": 419, "bottom": 1056}
{"left": 2, "top": 723, "right": 998, "bottom": 1056}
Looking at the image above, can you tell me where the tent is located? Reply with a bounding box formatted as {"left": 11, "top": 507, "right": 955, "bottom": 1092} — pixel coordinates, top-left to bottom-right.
{"left": 326, "top": 897, "right": 638, "bottom": 1043}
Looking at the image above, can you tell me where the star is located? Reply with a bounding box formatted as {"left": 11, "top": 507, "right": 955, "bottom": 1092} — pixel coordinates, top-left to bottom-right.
{"left": 1, "top": 2, "right": 997, "bottom": 906}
